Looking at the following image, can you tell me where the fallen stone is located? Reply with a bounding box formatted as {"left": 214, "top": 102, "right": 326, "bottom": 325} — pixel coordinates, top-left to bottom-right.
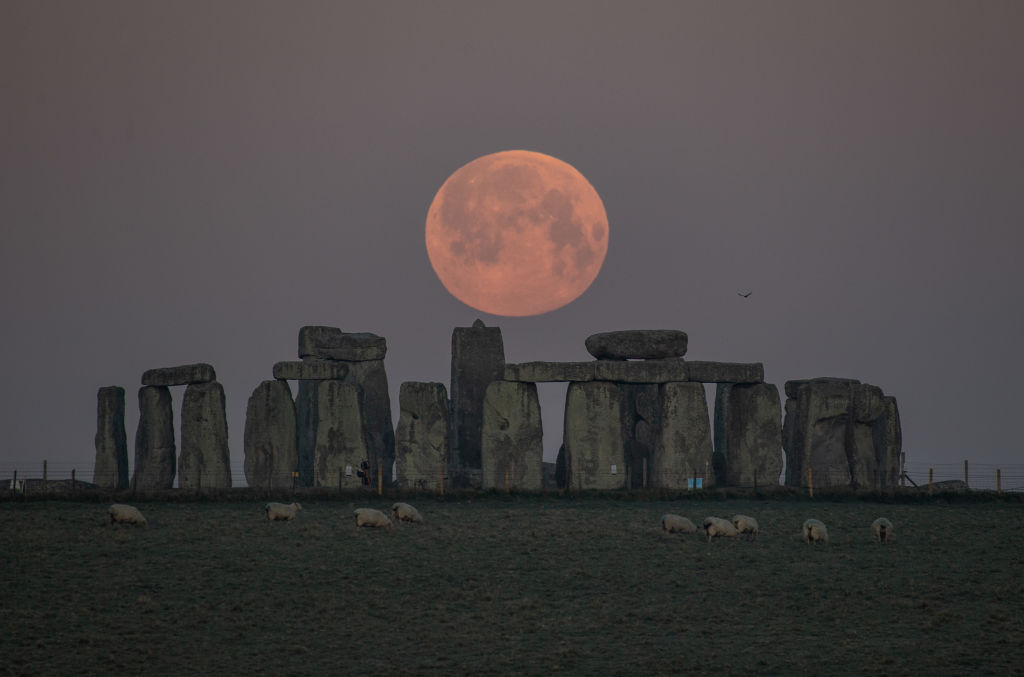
{"left": 394, "top": 382, "right": 450, "bottom": 491}
{"left": 563, "top": 381, "right": 625, "bottom": 490}
{"left": 655, "top": 382, "right": 714, "bottom": 488}
{"left": 685, "top": 361, "right": 763, "bottom": 384}
{"left": 481, "top": 381, "right": 543, "bottom": 491}
{"left": 314, "top": 380, "right": 369, "bottom": 489}
{"left": 93, "top": 386, "right": 128, "bottom": 490}
{"left": 179, "top": 382, "right": 232, "bottom": 490}
{"left": 450, "top": 321, "right": 505, "bottom": 483}
{"left": 273, "top": 360, "right": 349, "bottom": 381}
{"left": 133, "top": 386, "right": 176, "bottom": 490}
{"left": 142, "top": 363, "right": 216, "bottom": 386}
{"left": 244, "top": 380, "right": 298, "bottom": 490}
{"left": 713, "top": 383, "right": 782, "bottom": 487}
{"left": 585, "top": 330, "right": 688, "bottom": 360}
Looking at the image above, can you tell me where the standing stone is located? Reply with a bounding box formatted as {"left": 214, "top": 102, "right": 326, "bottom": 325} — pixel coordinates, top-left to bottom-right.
{"left": 621, "top": 384, "right": 659, "bottom": 488}
{"left": 179, "top": 382, "right": 232, "bottom": 490}
{"left": 395, "top": 382, "right": 450, "bottom": 491}
{"left": 342, "top": 360, "right": 395, "bottom": 486}
{"left": 782, "top": 379, "right": 857, "bottom": 488}
{"left": 450, "top": 320, "right": 505, "bottom": 485}
{"left": 481, "top": 381, "right": 544, "bottom": 491}
{"left": 655, "top": 382, "right": 714, "bottom": 488}
{"left": 244, "top": 380, "right": 298, "bottom": 490}
{"left": 873, "top": 396, "right": 902, "bottom": 489}
{"left": 314, "top": 380, "right": 369, "bottom": 489}
{"left": 713, "top": 383, "right": 783, "bottom": 487}
{"left": 563, "top": 381, "right": 625, "bottom": 490}
{"left": 295, "top": 379, "right": 318, "bottom": 487}
{"left": 94, "top": 386, "right": 128, "bottom": 490}
{"left": 133, "top": 386, "right": 175, "bottom": 490}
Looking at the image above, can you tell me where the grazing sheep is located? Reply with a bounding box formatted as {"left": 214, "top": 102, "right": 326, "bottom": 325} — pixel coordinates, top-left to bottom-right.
{"left": 264, "top": 502, "right": 302, "bottom": 522}
{"left": 392, "top": 502, "right": 423, "bottom": 523}
{"left": 109, "top": 504, "right": 146, "bottom": 525}
{"left": 731, "top": 514, "right": 760, "bottom": 539}
{"left": 803, "top": 518, "right": 829, "bottom": 544}
{"left": 872, "top": 517, "right": 894, "bottom": 543}
{"left": 703, "top": 516, "right": 739, "bottom": 542}
{"left": 661, "top": 514, "right": 697, "bottom": 534}
{"left": 354, "top": 508, "right": 392, "bottom": 529}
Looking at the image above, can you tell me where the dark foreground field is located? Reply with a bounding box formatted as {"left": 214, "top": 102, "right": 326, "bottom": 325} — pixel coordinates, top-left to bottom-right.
{"left": 1, "top": 495, "right": 1022, "bottom": 676}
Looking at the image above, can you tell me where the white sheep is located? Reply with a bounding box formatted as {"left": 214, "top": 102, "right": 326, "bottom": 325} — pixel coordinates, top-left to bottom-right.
{"left": 872, "top": 517, "right": 894, "bottom": 543}
{"left": 703, "top": 516, "right": 739, "bottom": 542}
{"left": 354, "top": 508, "right": 392, "bottom": 529}
{"left": 109, "top": 503, "right": 147, "bottom": 525}
{"left": 265, "top": 502, "right": 302, "bottom": 521}
{"left": 803, "top": 518, "right": 829, "bottom": 544}
{"left": 731, "top": 514, "right": 760, "bottom": 539}
{"left": 661, "top": 514, "right": 697, "bottom": 534}
{"left": 392, "top": 502, "right": 423, "bottom": 523}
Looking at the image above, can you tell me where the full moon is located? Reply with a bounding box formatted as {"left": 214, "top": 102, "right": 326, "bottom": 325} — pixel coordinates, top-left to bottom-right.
{"left": 425, "top": 150, "right": 609, "bottom": 316}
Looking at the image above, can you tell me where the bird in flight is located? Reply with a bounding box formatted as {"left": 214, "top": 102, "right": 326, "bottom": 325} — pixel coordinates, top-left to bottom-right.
{"left": 738, "top": 291, "right": 752, "bottom": 298}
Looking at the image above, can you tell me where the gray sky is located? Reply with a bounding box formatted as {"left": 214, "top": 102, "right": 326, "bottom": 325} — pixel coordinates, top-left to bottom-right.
{"left": 3, "top": 1, "right": 1022, "bottom": 483}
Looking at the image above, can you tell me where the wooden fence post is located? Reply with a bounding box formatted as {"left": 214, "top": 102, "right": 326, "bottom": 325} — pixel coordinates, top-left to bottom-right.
{"left": 339, "top": 468, "right": 343, "bottom": 492}
{"left": 642, "top": 458, "right": 648, "bottom": 489}
{"left": 439, "top": 466, "right": 444, "bottom": 497}
{"left": 72, "top": 469, "right": 76, "bottom": 492}
{"left": 43, "top": 460, "right": 48, "bottom": 490}
{"left": 900, "top": 453, "right": 906, "bottom": 488}
{"left": 964, "top": 459, "right": 969, "bottom": 487}
{"left": 505, "top": 466, "right": 510, "bottom": 494}
{"left": 808, "top": 467, "right": 814, "bottom": 498}
{"left": 929, "top": 468, "right": 933, "bottom": 495}
{"left": 11, "top": 469, "right": 16, "bottom": 493}
{"left": 997, "top": 468, "right": 1001, "bottom": 494}
{"left": 378, "top": 461, "right": 383, "bottom": 496}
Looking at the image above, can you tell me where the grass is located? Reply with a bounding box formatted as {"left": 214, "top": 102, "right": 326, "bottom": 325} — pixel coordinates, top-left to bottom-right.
{"left": 1, "top": 494, "right": 1022, "bottom": 675}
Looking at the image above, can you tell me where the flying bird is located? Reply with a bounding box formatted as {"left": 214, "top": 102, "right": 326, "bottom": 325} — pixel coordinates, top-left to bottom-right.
{"left": 738, "top": 291, "right": 752, "bottom": 298}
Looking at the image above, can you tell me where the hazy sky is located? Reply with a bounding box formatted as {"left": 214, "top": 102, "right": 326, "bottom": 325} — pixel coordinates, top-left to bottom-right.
{"left": 3, "top": 1, "right": 1022, "bottom": 483}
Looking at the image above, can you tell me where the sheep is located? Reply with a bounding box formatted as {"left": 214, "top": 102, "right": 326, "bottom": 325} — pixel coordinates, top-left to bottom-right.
{"left": 109, "top": 503, "right": 147, "bottom": 525}
{"left": 802, "top": 518, "right": 829, "bottom": 544}
{"left": 264, "top": 502, "right": 302, "bottom": 522}
{"left": 392, "top": 502, "right": 423, "bottom": 523}
{"left": 872, "top": 517, "right": 894, "bottom": 543}
{"left": 702, "top": 516, "right": 739, "bottom": 542}
{"left": 731, "top": 514, "right": 760, "bottom": 540}
{"left": 354, "top": 508, "right": 392, "bottom": 529}
{"left": 661, "top": 514, "right": 697, "bottom": 534}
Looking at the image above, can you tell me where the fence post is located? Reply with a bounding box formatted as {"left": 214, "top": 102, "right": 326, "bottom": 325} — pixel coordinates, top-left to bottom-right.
{"left": 12, "top": 469, "right": 16, "bottom": 494}
{"left": 505, "top": 466, "right": 510, "bottom": 494}
{"left": 378, "top": 461, "right": 383, "bottom": 496}
{"left": 642, "top": 458, "right": 648, "bottom": 489}
{"left": 439, "top": 466, "right": 444, "bottom": 497}
{"left": 72, "top": 469, "right": 76, "bottom": 492}
{"left": 997, "top": 468, "right": 1001, "bottom": 494}
{"left": 900, "top": 453, "right": 906, "bottom": 488}
{"left": 808, "top": 467, "right": 814, "bottom": 498}
{"left": 43, "top": 460, "right": 48, "bottom": 490}
{"left": 964, "top": 459, "right": 968, "bottom": 487}
{"left": 929, "top": 468, "right": 933, "bottom": 495}
{"left": 339, "top": 468, "right": 343, "bottom": 493}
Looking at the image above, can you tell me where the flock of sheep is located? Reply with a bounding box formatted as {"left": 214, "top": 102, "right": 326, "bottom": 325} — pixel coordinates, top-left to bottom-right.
{"left": 661, "top": 512, "right": 895, "bottom": 544}
{"left": 108, "top": 502, "right": 894, "bottom": 544}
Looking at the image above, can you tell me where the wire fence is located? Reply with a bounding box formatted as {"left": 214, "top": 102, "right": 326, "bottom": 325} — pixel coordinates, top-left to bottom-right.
{"left": 3, "top": 460, "right": 1023, "bottom": 495}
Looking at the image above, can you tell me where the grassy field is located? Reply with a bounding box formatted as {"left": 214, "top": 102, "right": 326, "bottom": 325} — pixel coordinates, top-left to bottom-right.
{"left": 1, "top": 493, "right": 1022, "bottom": 676}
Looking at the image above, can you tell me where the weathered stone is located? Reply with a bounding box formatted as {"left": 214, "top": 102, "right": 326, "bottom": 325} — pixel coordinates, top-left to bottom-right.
{"left": 142, "top": 363, "right": 216, "bottom": 386}
{"left": 655, "top": 382, "right": 714, "bottom": 488}
{"left": 273, "top": 360, "right": 349, "bottom": 381}
{"left": 295, "top": 379, "right": 318, "bottom": 487}
{"left": 713, "top": 383, "right": 782, "bottom": 487}
{"left": 585, "top": 330, "right": 688, "bottom": 360}
{"left": 298, "top": 325, "right": 343, "bottom": 359}
{"left": 316, "top": 333, "right": 387, "bottom": 362}
{"left": 179, "top": 382, "right": 231, "bottom": 490}
{"left": 93, "top": 386, "right": 128, "bottom": 489}
{"left": 133, "top": 386, "right": 175, "bottom": 490}
{"left": 621, "top": 384, "right": 659, "bottom": 488}
{"left": 450, "top": 321, "right": 505, "bottom": 483}
{"left": 504, "top": 361, "right": 597, "bottom": 382}
{"left": 563, "top": 381, "right": 625, "bottom": 490}
{"left": 594, "top": 358, "right": 688, "bottom": 383}
{"left": 685, "top": 361, "right": 763, "bottom": 384}
{"left": 314, "top": 380, "right": 369, "bottom": 489}
{"left": 244, "top": 380, "right": 298, "bottom": 490}
{"left": 783, "top": 379, "right": 899, "bottom": 490}
{"left": 784, "top": 377, "right": 858, "bottom": 400}
{"left": 341, "top": 359, "right": 395, "bottom": 486}
{"left": 394, "top": 382, "right": 450, "bottom": 491}
{"left": 481, "top": 381, "right": 543, "bottom": 491}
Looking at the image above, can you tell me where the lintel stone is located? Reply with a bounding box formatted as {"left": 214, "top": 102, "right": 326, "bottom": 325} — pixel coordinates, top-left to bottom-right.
{"left": 142, "top": 363, "right": 216, "bottom": 386}
{"left": 273, "top": 360, "right": 350, "bottom": 381}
